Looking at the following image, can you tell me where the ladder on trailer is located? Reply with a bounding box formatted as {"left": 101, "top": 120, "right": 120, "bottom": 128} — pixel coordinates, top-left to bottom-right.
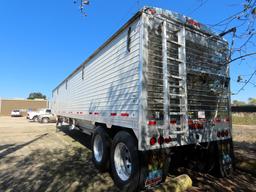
{"left": 162, "top": 21, "right": 188, "bottom": 135}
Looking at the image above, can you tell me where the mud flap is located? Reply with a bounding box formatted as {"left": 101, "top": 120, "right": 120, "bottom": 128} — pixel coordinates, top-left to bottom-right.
{"left": 217, "top": 138, "right": 234, "bottom": 177}
{"left": 139, "top": 149, "right": 171, "bottom": 189}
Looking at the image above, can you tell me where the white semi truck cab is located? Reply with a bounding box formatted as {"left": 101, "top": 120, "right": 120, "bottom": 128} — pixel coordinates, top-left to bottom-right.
{"left": 52, "top": 7, "right": 234, "bottom": 191}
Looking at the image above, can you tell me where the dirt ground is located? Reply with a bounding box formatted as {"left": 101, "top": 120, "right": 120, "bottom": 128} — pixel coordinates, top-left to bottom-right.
{"left": 0, "top": 117, "right": 255, "bottom": 192}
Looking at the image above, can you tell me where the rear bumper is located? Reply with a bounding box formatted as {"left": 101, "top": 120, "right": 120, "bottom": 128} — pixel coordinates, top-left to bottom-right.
{"left": 11, "top": 114, "right": 22, "bottom": 117}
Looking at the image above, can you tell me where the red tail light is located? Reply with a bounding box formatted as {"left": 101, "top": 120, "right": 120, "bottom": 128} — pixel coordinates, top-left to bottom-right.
{"left": 215, "top": 118, "right": 221, "bottom": 123}
{"left": 170, "top": 119, "right": 176, "bottom": 124}
{"left": 110, "top": 113, "right": 117, "bottom": 116}
{"left": 121, "top": 113, "right": 129, "bottom": 117}
{"left": 150, "top": 137, "right": 156, "bottom": 145}
{"left": 198, "top": 123, "right": 203, "bottom": 129}
{"left": 164, "top": 137, "right": 172, "bottom": 143}
{"left": 158, "top": 136, "right": 164, "bottom": 145}
{"left": 148, "top": 120, "right": 156, "bottom": 126}
{"left": 194, "top": 123, "right": 199, "bottom": 129}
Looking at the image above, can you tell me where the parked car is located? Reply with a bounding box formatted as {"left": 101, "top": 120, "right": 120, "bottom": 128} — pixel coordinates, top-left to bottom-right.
{"left": 27, "top": 108, "right": 52, "bottom": 122}
{"left": 11, "top": 109, "right": 22, "bottom": 117}
{"left": 38, "top": 113, "right": 56, "bottom": 123}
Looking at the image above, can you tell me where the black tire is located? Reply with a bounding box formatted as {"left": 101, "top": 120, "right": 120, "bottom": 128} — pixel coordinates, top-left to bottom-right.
{"left": 194, "top": 142, "right": 217, "bottom": 173}
{"left": 92, "top": 126, "right": 111, "bottom": 172}
{"left": 33, "top": 116, "right": 38, "bottom": 122}
{"left": 110, "top": 131, "right": 140, "bottom": 191}
{"left": 56, "top": 118, "right": 62, "bottom": 128}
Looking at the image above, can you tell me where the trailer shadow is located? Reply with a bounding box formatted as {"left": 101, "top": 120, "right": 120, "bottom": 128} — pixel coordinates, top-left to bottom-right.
{"left": 0, "top": 145, "right": 118, "bottom": 192}
{"left": 170, "top": 140, "right": 256, "bottom": 192}
{"left": 58, "top": 125, "right": 92, "bottom": 150}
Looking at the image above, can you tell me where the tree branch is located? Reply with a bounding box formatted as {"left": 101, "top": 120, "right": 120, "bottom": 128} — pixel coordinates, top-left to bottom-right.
{"left": 229, "top": 52, "right": 256, "bottom": 64}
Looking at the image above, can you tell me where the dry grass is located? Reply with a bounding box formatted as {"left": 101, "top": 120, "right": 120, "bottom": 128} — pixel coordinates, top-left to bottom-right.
{"left": 232, "top": 114, "right": 256, "bottom": 125}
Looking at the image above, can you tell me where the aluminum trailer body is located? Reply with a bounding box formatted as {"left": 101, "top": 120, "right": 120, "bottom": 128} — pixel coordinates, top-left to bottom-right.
{"left": 52, "top": 6, "right": 233, "bottom": 190}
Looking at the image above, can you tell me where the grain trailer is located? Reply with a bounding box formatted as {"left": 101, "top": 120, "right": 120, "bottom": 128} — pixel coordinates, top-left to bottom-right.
{"left": 52, "top": 6, "right": 234, "bottom": 191}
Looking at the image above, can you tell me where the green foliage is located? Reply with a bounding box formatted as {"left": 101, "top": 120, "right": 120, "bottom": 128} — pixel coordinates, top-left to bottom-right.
{"left": 232, "top": 98, "right": 256, "bottom": 105}
{"left": 27, "top": 92, "right": 46, "bottom": 100}
{"left": 232, "top": 100, "right": 246, "bottom": 106}
{"left": 248, "top": 97, "right": 256, "bottom": 105}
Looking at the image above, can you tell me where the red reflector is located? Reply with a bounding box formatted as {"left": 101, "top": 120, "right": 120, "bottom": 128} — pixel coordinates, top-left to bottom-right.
{"left": 187, "top": 19, "right": 201, "bottom": 28}
{"left": 194, "top": 123, "right": 199, "bottom": 129}
{"left": 150, "top": 137, "right": 156, "bottom": 145}
{"left": 164, "top": 137, "right": 172, "bottom": 143}
{"left": 148, "top": 120, "right": 156, "bottom": 126}
{"left": 110, "top": 113, "right": 117, "bottom": 116}
{"left": 215, "top": 118, "right": 221, "bottom": 123}
{"left": 158, "top": 136, "right": 164, "bottom": 145}
{"left": 198, "top": 123, "right": 203, "bottom": 129}
{"left": 170, "top": 119, "right": 176, "bottom": 124}
{"left": 147, "top": 8, "right": 156, "bottom": 14}
{"left": 121, "top": 113, "right": 129, "bottom": 117}
{"left": 224, "top": 130, "right": 229, "bottom": 137}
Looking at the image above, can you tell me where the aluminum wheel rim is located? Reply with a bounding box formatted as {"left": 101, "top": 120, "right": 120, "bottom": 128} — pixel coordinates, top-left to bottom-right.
{"left": 114, "top": 143, "right": 132, "bottom": 181}
{"left": 93, "top": 134, "right": 103, "bottom": 162}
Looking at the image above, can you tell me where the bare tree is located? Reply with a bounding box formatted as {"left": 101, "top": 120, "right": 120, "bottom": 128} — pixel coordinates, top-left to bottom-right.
{"left": 73, "top": 0, "right": 89, "bottom": 16}
{"left": 208, "top": 0, "right": 256, "bottom": 94}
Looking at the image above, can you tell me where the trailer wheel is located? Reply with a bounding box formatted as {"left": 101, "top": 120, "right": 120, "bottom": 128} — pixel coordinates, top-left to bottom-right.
{"left": 110, "top": 131, "right": 140, "bottom": 191}
{"left": 92, "top": 126, "right": 111, "bottom": 172}
{"left": 56, "top": 118, "right": 62, "bottom": 127}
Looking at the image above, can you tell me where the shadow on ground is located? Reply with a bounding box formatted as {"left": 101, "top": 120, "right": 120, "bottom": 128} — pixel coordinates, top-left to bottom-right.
{"left": 0, "top": 147, "right": 118, "bottom": 192}
{"left": 1, "top": 126, "right": 255, "bottom": 192}
{"left": 0, "top": 126, "right": 118, "bottom": 192}
{"left": 0, "top": 134, "right": 48, "bottom": 159}
{"left": 58, "top": 125, "right": 92, "bottom": 150}
{"left": 176, "top": 141, "right": 256, "bottom": 192}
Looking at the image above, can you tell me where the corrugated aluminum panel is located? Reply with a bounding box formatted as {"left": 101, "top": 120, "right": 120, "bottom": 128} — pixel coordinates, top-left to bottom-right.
{"left": 52, "top": 18, "right": 141, "bottom": 129}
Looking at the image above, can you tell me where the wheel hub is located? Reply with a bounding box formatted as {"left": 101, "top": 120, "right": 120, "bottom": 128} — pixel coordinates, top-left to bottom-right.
{"left": 114, "top": 143, "right": 132, "bottom": 181}
{"left": 93, "top": 135, "right": 103, "bottom": 162}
